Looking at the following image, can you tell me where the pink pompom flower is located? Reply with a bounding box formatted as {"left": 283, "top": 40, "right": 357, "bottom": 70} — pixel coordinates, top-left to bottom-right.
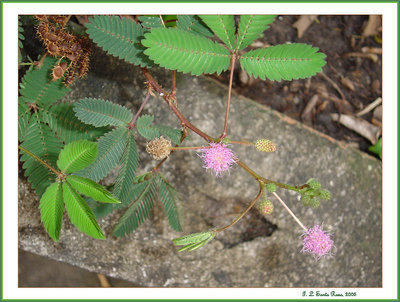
{"left": 301, "top": 224, "right": 335, "bottom": 260}
{"left": 198, "top": 143, "right": 236, "bottom": 177}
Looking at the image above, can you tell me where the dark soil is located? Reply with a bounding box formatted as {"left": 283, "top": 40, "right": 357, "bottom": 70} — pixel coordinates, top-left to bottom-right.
{"left": 211, "top": 15, "right": 382, "bottom": 153}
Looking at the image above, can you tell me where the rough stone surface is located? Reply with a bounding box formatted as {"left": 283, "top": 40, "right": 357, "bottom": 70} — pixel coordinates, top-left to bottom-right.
{"left": 19, "top": 47, "right": 382, "bottom": 287}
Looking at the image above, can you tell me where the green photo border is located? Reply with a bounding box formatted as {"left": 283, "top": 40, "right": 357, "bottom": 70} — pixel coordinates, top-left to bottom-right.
{"left": 1, "top": 1, "right": 398, "bottom": 301}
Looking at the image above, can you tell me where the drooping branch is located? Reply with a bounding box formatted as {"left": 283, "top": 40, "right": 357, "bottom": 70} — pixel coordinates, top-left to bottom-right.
{"left": 215, "top": 181, "right": 264, "bottom": 233}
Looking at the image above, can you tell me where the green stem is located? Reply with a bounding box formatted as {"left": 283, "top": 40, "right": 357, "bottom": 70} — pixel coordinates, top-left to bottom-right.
{"left": 18, "top": 145, "right": 61, "bottom": 177}
{"left": 228, "top": 140, "right": 253, "bottom": 146}
{"left": 169, "top": 146, "right": 211, "bottom": 151}
{"left": 215, "top": 181, "right": 264, "bottom": 233}
{"left": 220, "top": 53, "right": 237, "bottom": 140}
{"left": 236, "top": 159, "right": 300, "bottom": 192}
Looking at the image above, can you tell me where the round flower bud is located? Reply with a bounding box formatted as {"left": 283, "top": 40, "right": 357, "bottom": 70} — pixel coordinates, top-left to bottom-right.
{"left": 146, "top": 136, "right": 172, "bottom": 160}
{"left": 307, "top": 178, "right": 321, "bottom": 190}
{"left": 254, "top": 139, "right": 276, "bottom": 153}
{"left": 265, "top": 183, "right": 277, "bottom": 193}
{"left": 258, "top": 199, "right": 274, "bottom": 215}
{"left": 318, "top": 189, "right": 331, "bottom": 200}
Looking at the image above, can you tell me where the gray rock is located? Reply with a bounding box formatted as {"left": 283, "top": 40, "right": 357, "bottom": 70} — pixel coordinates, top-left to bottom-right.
{"left": 19, "top": 47, "right": 381, "bottom": 287}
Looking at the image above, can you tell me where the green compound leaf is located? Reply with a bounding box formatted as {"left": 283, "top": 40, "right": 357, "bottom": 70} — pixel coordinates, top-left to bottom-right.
{"left": 235, "top": 15, "right": 276, "bottom": 51}
{"left": 74, "top": 98, "right": 133, "bottom": 128}
{"left": 19, "top": 56, "right": 70, "bottom": 107}
{"left": 77, "top": 127, "right": 128, "bottom": 182}
{"left": 157, "top": 174, "right": 182, "bottom": 231}
{"left": 240, "top": 43, "right": 326, "bottom": 81}
{"left": 86, "top": 15, "right": 152, "bottom": 67}
{"left": 136, "top": 114, "right": 158, "bottom": 140}
{"left": 86, "top": 197, "right": 114, "bottom": 219}
{"left": 18, "top": 17, "right": 25, "bottom": 63}
{"left": 153, "top": 125, "right": 183, "bottom": 145}
{"left": 67, "top": 175, "right": 120, "bottom": 204}
{"left": 18, "top": 111, "right": 31, "bottom": 142}
{"left": 113, "top": 133, "right": 139, "bottom": 205}
{"left": 57, "top": 140, "right": 98, "bottom": 173}
{"left": 199, "top": 15, "right": 236, "bottom": 51}
{"left": 42, "top": 102, "right": 108, "bottom": 144}
{"left": 39, "top": 182, "right": 64, "bottom": 242}
{"left": 20, "top": 113, "right": 63, "bottom": 196}
{"left": 62, "top": 182, "right": 105, "bottom": 239}
{"left": 177, "top": 15, "right": 214, "bottom": 37}
{"left": 142, "top": 27, "right": 231, "bottom": 76}
{"left": 138, "top": 15, "right": 164, "bottom": 29}
{"left": 113, "top": 176, "right": 158, "bottom": 237}
{"left": 172, "top": 230, "right": 215, "bottom": 252}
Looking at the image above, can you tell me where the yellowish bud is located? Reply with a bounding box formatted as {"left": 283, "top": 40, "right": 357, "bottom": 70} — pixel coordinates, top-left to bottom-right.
{"left": 254, "top": 139, "right": 276, "bottom": 153}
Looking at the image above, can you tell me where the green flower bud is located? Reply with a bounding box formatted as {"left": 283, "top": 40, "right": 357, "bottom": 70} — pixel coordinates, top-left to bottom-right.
{"left": 265, "top": 183, "right": 277, "bottom": 193}
{"left": 301, "top": 195, "right": 312, "bottom": 206}
{"left": 309, "top": 197, "right": 321, "bottom": 208}
{"left": 318, "top": 189, "right": 331, "bottom": 200}
{"left": 307, "top": 178, "right": 321, "bottom": 190}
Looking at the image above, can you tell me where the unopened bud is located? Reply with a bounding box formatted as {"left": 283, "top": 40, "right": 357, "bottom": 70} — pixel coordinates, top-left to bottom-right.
{"left": 258, "top": 199, "right": 274, "bottom": 215}
{"left": 254, "top": 139, "right": 276, "bottom": 153}
{"left": 318, "top": 189, "right": 331, "bottom": 200}
{"left": 307, "top": 178, "right": 321, "bottom": 190}
{"left": 145, "top": 136, "right": 172, "bottom": 160}
{"left": 265, "top": 183, "right": 277, "bottom": 193}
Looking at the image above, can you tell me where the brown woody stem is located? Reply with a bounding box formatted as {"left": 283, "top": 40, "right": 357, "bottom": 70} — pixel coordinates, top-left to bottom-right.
{"left": 129, "top": 91, "right": 151, "bottom": 128}
{"left": 220, "top": 53, "right": 237, "bottom": 140}
{"left": 141, "top": 67, "right": 215, "bottom": 143}
{"left": 215, "top": 181, "right": 264, "bottom": 233}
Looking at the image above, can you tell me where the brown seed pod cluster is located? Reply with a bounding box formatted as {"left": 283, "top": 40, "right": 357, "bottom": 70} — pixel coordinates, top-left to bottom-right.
{"left": 35, "top": 15, "right": 92, "bottom": 86}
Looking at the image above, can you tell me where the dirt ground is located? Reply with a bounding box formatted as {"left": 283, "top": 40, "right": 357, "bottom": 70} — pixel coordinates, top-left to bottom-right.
{"left": 212, "top": 15, "right": 382, "bottom": 154}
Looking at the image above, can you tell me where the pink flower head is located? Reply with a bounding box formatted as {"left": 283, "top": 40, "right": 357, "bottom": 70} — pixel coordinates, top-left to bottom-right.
{"left": 198, "top": 143, "right": 236, "bottom": 177}
{"left": 302, "top": 225, "right": 335, "bottom": 260}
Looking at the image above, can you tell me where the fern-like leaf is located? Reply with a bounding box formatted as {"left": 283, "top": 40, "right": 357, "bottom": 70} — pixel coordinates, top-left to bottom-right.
{"left": 42, "top": 102, "right": 108, "bottom": 144}
{"left": 177, "top": 15, "right": 213, "bottom": 37}
{"left": 39, "top": 182, "right": 64, "bottom": 242}
{"left": 157, "top": 174, "right": 182, "bottom": 231}
{"left": 57, "top": 140, "right": 98, "bottom": 173}
{"left": 18, "top": 17, "right": 25, "bottom": 63}
{"left": 136, "top": 114, "right": 158, "bottom": 140}
{"left": 153, "top": 124, "right": 183, "bottom": 145}
{"left": 67, "top": 175, "right": 120, "bottom": 204}
{"left": 199, "top": 15, "right": 236, "bottom": 50}
{"left": 86, "top": 15, "right": 151, "bottom": 67}
{"left": 19, "top": 56, "right": 70, "bottom": 107}
{"left": 18, "top": 111, "right": 31, "bottom": 142}
{"left": 74, "top": 98, "right": 133, "bottom": 127}
{"left": 235, "top": 15, "right": 276, "bottom": 51}
{"left": 86, "top": 197, "right": 114, "bottom": 218}
{"left": 113, "top": 133, "right": 139, "bottom": 205}
{"left": 113, "top": 177, "right": 157, "bottom": 237}
{"left": 77, "top": 127, "right": 128, "bottom": 182}
{"left": 62, "top": 182, "right": 105, "bottom": 239}
{"left": 20, "top": 113, "right": 63, "bottom": 195}
{"left": 240, "top": 43, "right": 326, "bottom": 81}
{"left": 142, "top": 27, "right": 230, "bottom": 75}
{"left": 138, "top": 15, "right": 164, "bottom": 29}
